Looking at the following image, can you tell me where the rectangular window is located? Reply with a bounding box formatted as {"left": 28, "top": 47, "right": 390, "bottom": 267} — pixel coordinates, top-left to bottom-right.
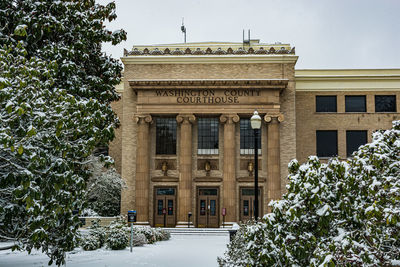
{"left": 156, "top": 118, "right": 177, "bottom": 155}
{"left": 198, "top": 118, "right": 219, "bottom": 154}
{"left": 316, "top": 130, "right": 338, "bottom": 157}
{"left": 345, "top": 96, "right": 366, "bottom": 112}
{"left": 240, "top": 119, "right": 261, "bottom": 155}
{"left": 375, "top": 95, "right": 396, "bottom": 112}
{"left": 346, "top": 130, "right": 367, "bottom": 157}
{"left": 316, "top": 96, "right": 337, "bottom": 112}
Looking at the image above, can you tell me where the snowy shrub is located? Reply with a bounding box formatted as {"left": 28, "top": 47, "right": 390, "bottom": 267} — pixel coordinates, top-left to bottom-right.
{"left": 89, "top": 220, "right": 106, "bottom": 247}
{"left": 154, "top": 228, "right": 171, "bottom": 241}
{"left": 134, "top": 227, "right": 158, "bottom": 244}
{"left": 219, "top": 121, "right": 400, "bottom": 266}
{"left": 131, "top": 233, "right": 148, "bottom": 247}
{"left": 105, "top": 228, "right": 129, "bottom": 250}
{"left": 81, "top": 208, "right": 99, "bottom": 217}
{"left": 86, "top": 156, "right": 126, "bottom": 216}
{"left": 81, "top": 234, "right": 101, "bottom": 251}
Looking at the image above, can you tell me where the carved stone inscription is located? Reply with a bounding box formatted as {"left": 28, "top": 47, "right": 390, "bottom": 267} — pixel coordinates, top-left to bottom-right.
{"left": 155, "top": 89, "right": 261, "bottom": 104}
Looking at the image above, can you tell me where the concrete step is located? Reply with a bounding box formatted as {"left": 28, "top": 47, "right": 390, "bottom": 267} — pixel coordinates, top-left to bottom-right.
{"left": 163, "top": 227, "right": 231, "bottom": 235}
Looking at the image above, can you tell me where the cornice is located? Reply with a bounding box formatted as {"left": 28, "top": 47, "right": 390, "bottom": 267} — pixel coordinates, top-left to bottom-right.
{"left": 124, "top": 46, "right": 295, "bottom": 56}
{"left": 129, "top": 79, "right": 289, "bottom": 89}
{"left": 121, "top": 54, "right": 298, "bottom": 65}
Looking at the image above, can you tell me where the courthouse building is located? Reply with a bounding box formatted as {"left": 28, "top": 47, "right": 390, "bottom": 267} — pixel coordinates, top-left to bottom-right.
{"left": 109, "top": 40, "right": 400, "bottom": 227}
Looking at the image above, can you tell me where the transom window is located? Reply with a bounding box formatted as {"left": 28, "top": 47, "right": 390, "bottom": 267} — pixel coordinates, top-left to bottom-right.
{"left": 198, "top": 118, "right": 219, "bottom": 154}
{"left": 346, "top": 130, "right": 367, "bottom": 157}
{"left": 156, "top": 118, "right": 177, "bottom": 155}
{"left": 316, "top": 96, "right": 337, "bottom": 112}
{"left": 316, "top": 130, "right": 338, "bottom": 157}
{"left": 240, "top": 119, "right": 261, "bottom": 155}
{"left": 345, "top": 96, "right": 366, "bottom": 112}
{"left": 375, "top": 95, "right": 396, "bottom": 112}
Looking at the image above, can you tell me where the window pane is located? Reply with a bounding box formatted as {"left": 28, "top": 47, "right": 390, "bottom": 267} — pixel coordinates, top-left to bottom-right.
{"left": 199, "top": 189, "right": 218, "bottom": 195}
{"left": 316, "top": 96, "right": 337, "bottom": 112}
{"left": 243, "top": 200, "right": 249, "bottom": 216}
{"left": 198, "top": 118, "right": 219, "bottom": 154}
{"left": 210, "top": 200, "right": 216, "bottom": 216}
{"left": 156, "top": 188, "right": 175, "bottom": 195}
{"left": 316, "top": 130, "right": 338, "bottom": 157}
{"left": 157, "top": 200, "right": 163, "bottom": 215}
{"left": 200, "top": 200, "right": 206, "bottom": 216}
{"left": 168, "top": 200, "right": 173, "bottom": 215}
{"left": 346, "top": 131, "right": 367, "bottom": 157}
{"left": 156, "top": 118, "right": 177, "bottom": 154}
{"left": 345, "top": 96, "right": 366, "bottom": 112}
{"left": 375, "top": 95, "right": 396, "bottom": 112}
{"left": 240, "top": 119, "right": 261, "bottom": 155}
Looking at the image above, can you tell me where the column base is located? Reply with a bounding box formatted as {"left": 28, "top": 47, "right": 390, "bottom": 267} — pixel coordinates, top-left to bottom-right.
{"left": 175, "top": 221, "right": 194, "bottom": 228}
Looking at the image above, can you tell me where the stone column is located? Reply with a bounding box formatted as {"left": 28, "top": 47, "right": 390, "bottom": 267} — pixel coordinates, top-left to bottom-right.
{"left": 264, "top": 113, "right": 284, "bottom": 206}
{"left": 220, "top": 114, "right": 239, "bottom": 226}
{"left": 176, "top": 114, "right": 196, "bottom": 227}
{"left": 135, "top": 114, "right": 152, "bottom": 224}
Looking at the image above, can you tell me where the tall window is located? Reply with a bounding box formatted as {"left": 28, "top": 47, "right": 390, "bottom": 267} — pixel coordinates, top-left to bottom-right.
{"left": 316, "top": 96, "right": 337, "bottom": 112}
{"left": 198, "top": 118, "right": 219, "bottom": 154}
{"left": 316, "top": 130, "right": 338, "bottom": 157}
{"left": 375, "top": 95, "right": 396, "bottom": 112}
{"left": 345, "top": 96, "right": 366, "bottom": 112}
{"left": 156, "top": 118, "right": 177, "bottom": 155}
{"left": 240, "top": 118, "right": 261, "bottom": 154}
{"left": 346, "top": 130, "right": 367, "bottom": 157}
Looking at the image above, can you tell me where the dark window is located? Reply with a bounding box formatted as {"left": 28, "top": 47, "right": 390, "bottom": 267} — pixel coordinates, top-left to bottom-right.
{"left": 345, "top": 96, "right": 366, "bottom": 112}
{"left": 316, "top": 130, "right": 338, "bottom": 157}
{"left": 375, "top": 95, "right": 396, "bottom": 112}
{"left": 240, "top": 119, "right": 261, "bottom": 155}
{"left": 346, "top": 131, "right": 367, "bottom": 157}
{"left": 316, "top": 96, "right": 337, "bottom": 112}
{"left": 156, "top": 188, "right": 175, "bottom": 195}
{"left": 199, "top": 188, "right": 218, "bottom": 195}
{"left": 157, "top": 200, "right": 163, "bottom": 215}
{"left": 198, "top": 118, "right": 219, "bottom": 154}
{"left": 156, "top": 118, "right": 177, "bottom": 155}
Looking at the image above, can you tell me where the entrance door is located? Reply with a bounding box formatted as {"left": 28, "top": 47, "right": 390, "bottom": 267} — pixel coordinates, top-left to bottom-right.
{"left": 240, "top": 188, "right": 262, "bottom": 222}
{"left": 197, "top": 188, "right": 219, "bottom": 228}
{"left": 154, "top": 188, "right": 176, "bottom": 227}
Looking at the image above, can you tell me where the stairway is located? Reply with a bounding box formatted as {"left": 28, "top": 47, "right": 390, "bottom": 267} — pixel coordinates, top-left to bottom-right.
{"left": 163, "top": 227, "right": 231, "bottom": 235}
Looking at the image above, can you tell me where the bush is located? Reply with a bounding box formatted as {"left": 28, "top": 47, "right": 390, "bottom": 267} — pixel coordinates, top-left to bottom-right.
{"left": 105, "top": 228, "right": 129, "bottom": 250}
{"left": 81, "top": 234, "right": 101, "bottom": 251}
{"left": 131, "top": 232, "right": 147, "bottom": 247}
{"left": 154, "top": 228, "right": 171, "bottom": 241}
{"left": 89, "top": 219, "right": 106, "bottom": 247}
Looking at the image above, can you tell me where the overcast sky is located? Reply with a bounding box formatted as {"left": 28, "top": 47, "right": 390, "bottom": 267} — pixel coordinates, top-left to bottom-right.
{"left": 96, "top": 0, "right": 400, "bottom": 69}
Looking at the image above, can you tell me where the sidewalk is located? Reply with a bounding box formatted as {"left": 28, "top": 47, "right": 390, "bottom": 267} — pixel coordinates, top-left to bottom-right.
{"left": 0, "top": 234, "right": 229, "bottom": 267}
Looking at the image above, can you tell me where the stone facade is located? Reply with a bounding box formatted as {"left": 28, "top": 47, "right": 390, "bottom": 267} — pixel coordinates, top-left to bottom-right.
{"left": 109, "top": 41, "right": 400, "bottom": 227}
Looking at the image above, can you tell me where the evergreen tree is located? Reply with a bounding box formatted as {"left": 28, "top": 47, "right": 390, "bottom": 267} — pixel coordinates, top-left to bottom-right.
{"left": 219, "top": 121, "right": 400, "bottom": 266}
{"left": 0, "top": 0, "right": 126, "bottom": 265}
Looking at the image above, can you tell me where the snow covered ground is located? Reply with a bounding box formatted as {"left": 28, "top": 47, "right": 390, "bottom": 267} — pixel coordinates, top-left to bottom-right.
{"left": 0, "top": 234, "right": 229, "bottom": 267}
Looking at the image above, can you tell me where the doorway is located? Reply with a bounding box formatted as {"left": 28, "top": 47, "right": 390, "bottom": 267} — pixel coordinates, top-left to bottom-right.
{"left": 239, "top": 187, "right": 262, "bottom": 222}
{"left": 154, "top": 187, "right": 176, "bottom": 227}
{"left": 197, "top": 188, "right": 219, "bottom": 228}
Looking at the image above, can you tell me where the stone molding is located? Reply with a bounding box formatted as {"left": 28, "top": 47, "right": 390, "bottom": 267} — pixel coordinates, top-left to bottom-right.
{"left": 176, "top": 114, "right": 196, "bottom": 124}
{"left": 129, "top": 79, "right": 289, "bottom": 89}
{"left": 219, "top": 114, "right": 240, "bottom": 124}
{"left": 135, "top": 114, "right": 152, "bottom": 124}
{"left": 124, "top": 46, "right": 295, "bottom": 56}
{"left": 264, "top": 113, "right": 284, "bottom": 123}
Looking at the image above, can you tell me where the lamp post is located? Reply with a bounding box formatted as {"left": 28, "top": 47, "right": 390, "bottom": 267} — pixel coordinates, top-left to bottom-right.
{"left": 250, "top": 110, "right": 261, "bottom": 220}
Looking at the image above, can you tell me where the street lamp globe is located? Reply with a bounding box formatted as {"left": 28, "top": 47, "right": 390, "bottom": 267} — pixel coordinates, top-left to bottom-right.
{"left": 250, "top": 110, "right": 262, "bottom": 129}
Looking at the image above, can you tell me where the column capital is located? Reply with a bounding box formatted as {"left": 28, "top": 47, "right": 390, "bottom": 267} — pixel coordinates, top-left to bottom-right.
{"left": 264, "top": 113, "right": 284, "bottom": 123}
{"left": 135, "top": 114, "right": 153, "bottom": 124}
{"left": 219, "top": 114, "right": 240, "bottom": 124}
{"left": 176, "top": 114, "right": 196, "bottom": 124}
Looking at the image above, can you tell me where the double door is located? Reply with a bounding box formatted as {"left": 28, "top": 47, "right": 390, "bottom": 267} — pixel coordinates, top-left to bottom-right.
{"left": 154, "top": 188, "right": 176, "bottom": 227}
{"left": 197, "top": 188, "right": 219, "bottom": 228}
{"left": 240, "top": 188, "right": 262, "bottom": 222}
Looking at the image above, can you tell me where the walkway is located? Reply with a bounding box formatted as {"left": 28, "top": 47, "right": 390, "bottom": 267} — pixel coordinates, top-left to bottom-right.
{"left": 0, "top": 232, "right": 230, "bottom": 267}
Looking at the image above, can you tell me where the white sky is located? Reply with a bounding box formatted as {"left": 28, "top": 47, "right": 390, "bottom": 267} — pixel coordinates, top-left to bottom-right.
{"left": 96, "top": 0, "right": 400, "bottom": 69}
